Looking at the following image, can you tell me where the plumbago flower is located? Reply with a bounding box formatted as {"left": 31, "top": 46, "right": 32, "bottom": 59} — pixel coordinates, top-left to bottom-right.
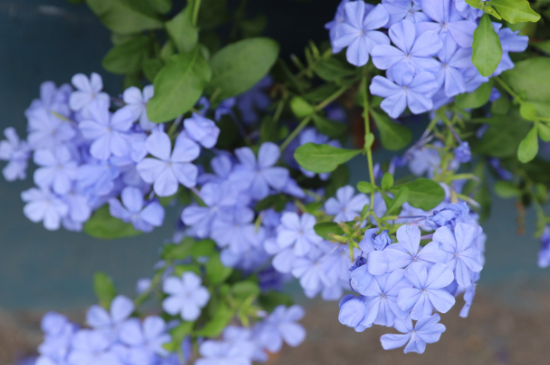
{"left": 3, "top": 0, "right": 545, "bottom": 359}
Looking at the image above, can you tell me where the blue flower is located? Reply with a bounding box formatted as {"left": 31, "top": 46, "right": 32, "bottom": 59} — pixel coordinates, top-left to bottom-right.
{"left": 162, "top": 272, "right": 210, "bottom": 321}
{"left": 67, "top": 329, "right": 122, "bottom": 365}
{"left": 237, "top": 76, "right": 272, "bottom": 124}
{"left": 538, "top": 226, "right": 550, "bottom": 268}
{"left": 454, "top": 0, "right": 483, "bottom": 20}
{"left": 0, "top": 127, "right": 30, "bottom": 181}
{"left": 196, "top": 340, "right": 253, "bottom": 365}
{"left": 362, "top": 270, "right": 409, "bottom": 327}
{"left": 372, "top": 19, "right": 442, "bottom": 73}
{"left": 384, "top": 225, "right": 447, "bottom": 271}
{"left": 417, "top": 0, "right": 477, "bottom": 48}
{"left": 22, "top": 188, "right": 68, "bottom": 230}
{"left": 137, "top": 131, "right": 200, "bottom": 197}
{"left": 434, "top": 223, "right": 483, "bottom": 288}
{"left": 459, "top": 282, "right": 476, "bottom": 318}
{"left": 230, "top": 142, "right": 289, "bottom": 200}
{"left": 454, "top": 141, "right": 471, "bottom": 163}
{"left": 34, "top": 146, "right": 78, "bottom": 195}
{"left": 77, "top": 159, "right": 119, "bottom": 197}
{"left": 183, "top": 113, "right": 220, "bottom": 149}
{"left": 121, "top": 85, "right": 156, "bottom": 131}
{"left": 108, "top": 187, "right": 165, "bottom": 232}
{"left": 397, "top": 263, "right": 456, "bottom": 319}
{"left": 26, "top": 81, "right": 72, "bottom": 120}
{"left": 426, "top": 202, "right": 469, "bottom": 229}
{"left": 27, "top": 109, "right": 76, "bottom": 150}
{"left": 370, "top": 64, "right": 438, "bottom": 118}
{"left": 325, "top": 0, "right": 350, "bottom": 53}
{"left": 256, "top": 305, "right": 306, "bottom": 353}
{"left": 380, "top": 314, "right": 446, "bottom": 354}
{"left": 297, "top": 128, "right": 340, "bottom": 180}
{"left": 333, "top": 2, "right": 390, "bottom": 66}
{"left": 69, "top": 73, "right": 109, "bottom": 113}
{"left": 338, "top": 294, "right": 370, "bottom": 330}
{"left": 215, "top": 98, "right": 236, "bottom": 121}
{"left": 86, "top": 295, "right": 134, "bottom": 340}
{"left": 277, "top": 212, "right": 322, "bottom": 256}
{"left": 382, "top": 0, "right": 429, "bottom": 26}
{"left": 324, "top": 185, "right": 369, "bottom": 222}
{"left": 79, "top": 100, "right": 134, "bottom": 160}
{"left": 118, "top": 316, "right": 171, "bottom": 363}
{"left": 435, "top": 38, "right": 473, "bottom": 97}
{"left": 291, "top": 250, "right": 332, "bottom": 297}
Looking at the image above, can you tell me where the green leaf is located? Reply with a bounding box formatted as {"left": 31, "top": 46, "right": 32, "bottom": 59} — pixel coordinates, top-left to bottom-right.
{"left": 398, "top": 178, "right": 446, "bottom": 211}
{"left": 206, "top": 254, "right": 233, "bottom": 284}
{"left": 163, "top": 321, "right": 193, "bottom": 352}
{"left": 473, "top": 115, "right": 531, "bottom": 157}
{"left": 142, "top": 58, "right": 164, "bottom": 82}
{"left": 455, "top": 80, "right": 493, "bottom": 109}
{"left": 165, "top": 6, "right": 198, "bottom": 53}
{"left": 314, "top": 222, "right": 344, "bottom": 240}
{"left": 501, "top": 58, "right": 550, "bottom": 117}
{"left": 532, "top": 41, "right": 550, "bottom": 54}
{"left": 255, "top": 193, "right": 290, "bottom": 212}
{"left": 191, "top": 239, "right": 216, "bottom": 259}
{"left": 371, "top": 109, "right": 412, "bottom": 151}
{"left": 294, "top": 143, "right": 362, "bottom": 173}
{"left": 259, "top": 291, "right": 293, "bottom": 312}
{"left": 520, "top": 102, "right": 538, "bottom": 121}
{"left": 311, "top": 114, "right": 347, "bottom": 138}
{"left": 232, "top": 281, "right": 260, "bottom": 300}
{"left": 472, "top": 14, "right": 503, "bottom": 77}
{"left": 490, "top": 0, "right": 540, "bottom": 23}
{"left": 86, "top": 0, "right": 163, "bottom": 34}
{"left": 93, "top": 272, "right": 116, "bottom": 308}
{"left": 84, "top": 205, "right": 142, "bottom": 239}
{"left": 494, "top": 181, "right": 521, "bottom": 198}
{"left": 387, "top": 187, "right": 409, "bottom": 215}
{"left": 538, "top": 122, "right": 550, "bottom": 142}
{"left": 195, "top": 302, "right": 232, "bottom": 337}
{"left": 147, "top": 0, "right": 171, "bottom": 13}
{"left": 357, "top": 181, "right": 376, "bottom": 194}
{"left": 161, "top": 237, "right": 195, "bottom": 260}
{"left": 518, "top": 125, "right": 539, "bottom": 163}
{"left": 207, "top": 38, "right": 279, "bottom": 99}
{"left": 290, "top": 97, "right": 315, "bottom": 118}
{"left": 147, "top": 48, "right": 211, "bottom": 122}
{"left": 102, "top": 36, "right": 152, "bottom": 75}
{"left": 381, "top": 173, "right": 394, "bottom": 190}
{"left": 314, "top": 58, "right": 357, "bottom": 81}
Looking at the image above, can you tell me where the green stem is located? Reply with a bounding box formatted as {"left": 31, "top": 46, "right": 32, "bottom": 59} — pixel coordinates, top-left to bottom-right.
{"left": 192, "top": 0, "right": 202, "bottom": 27}
{"left": 314, "top": 85, "right": 348, "bottom": 111}
{"left": 494, "top": 77, "right": 521, "bottom": 101}
{"left": 280, "top": 116, "right": 311, "bottom": 152}
{"left": 361, "top": 76, "right": 376, "bottom": 213}
{"left": 134, "top": 267, "right": 165, "bottom": 307}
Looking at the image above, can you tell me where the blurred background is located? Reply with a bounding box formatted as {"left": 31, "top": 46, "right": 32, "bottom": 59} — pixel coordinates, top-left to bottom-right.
{"left": 0, "top": 1, "right": 549, "bottom": 364}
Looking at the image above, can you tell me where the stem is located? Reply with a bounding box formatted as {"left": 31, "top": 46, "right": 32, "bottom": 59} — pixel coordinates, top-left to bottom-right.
{"left": 361, "top": 76, "right": 376, "bottom": 213}
{"left": 314, "top": 86, "right": 348, "bottom": 111}
{"left": 494, "top": 77, "right": 520, "bottom": 101}
{"left": 168, "top": 115, "right": 184, "bottom": 137}
{"left": 134, "top": 268, "right": 165, "bottom": 307}
{"left": 280, "top": 116, "right": 311, "bottom": 152}
{"left": 192, "top": 0, "right": 202, "bottom": 26}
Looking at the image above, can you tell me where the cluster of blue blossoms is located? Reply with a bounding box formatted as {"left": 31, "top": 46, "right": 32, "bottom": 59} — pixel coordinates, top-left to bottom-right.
{"left": 326, "top": 0, "right": 527, "bottom": 118}
{"left": 1, "top": 0, "right": 538, "bottom": 361}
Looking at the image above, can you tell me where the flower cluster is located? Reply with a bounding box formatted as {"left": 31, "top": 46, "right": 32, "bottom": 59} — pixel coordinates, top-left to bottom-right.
{"left": 326, "top": 0, "right": 528, "bottom": 118}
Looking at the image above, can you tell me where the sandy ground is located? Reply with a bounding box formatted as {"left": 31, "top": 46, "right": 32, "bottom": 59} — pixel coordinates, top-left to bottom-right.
{"left": 3, "top": 283, "right": 550, "bottom": 365}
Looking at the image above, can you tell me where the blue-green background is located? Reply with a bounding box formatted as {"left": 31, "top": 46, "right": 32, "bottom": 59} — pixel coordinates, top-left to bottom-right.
{"left": 0, "top": 0, "right": 545, "bottom": 310}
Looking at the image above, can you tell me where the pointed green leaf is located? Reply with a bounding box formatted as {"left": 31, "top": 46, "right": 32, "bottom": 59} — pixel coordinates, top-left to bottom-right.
{"left": 490, "top": 0, "right": 540, "bottom": 23}
{"left": 93, "top": 272, "right": 116, "bottom": 308}
{"left": 371, "top": 109, "right": 412, "bottom": 150}
{"left": 472, "top": 14, "right": 503, "bottom": 77}
{"left": 86, "top": 0, "right": 163, "bottom": 34}
{"left": 165, "top": 6, "right": 198, "bottom": 53}
{"left": 102, "top": 36, "right": 152, "bottom": 75}
{"left": 518, "top": 125, "right": 539, "bottom": 163}
{"left": 84, "top": 205, "right": 142, "bottom": 239}
{"left": 294, "top": 143, "right": 361, "bottom": 173}
{"left": 397, "top": 178, "right": 445, "bottom": 211}
{"left": 147, "top": 48, "right": 211, "bottom": 122}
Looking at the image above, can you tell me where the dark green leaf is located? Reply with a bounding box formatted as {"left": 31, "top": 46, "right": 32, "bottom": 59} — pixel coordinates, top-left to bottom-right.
{"left": 207, "top": 38, "right": 279, "bottom": 99}
{"left": 294, "top": 143, "right": 362, "bottom": 173}
{"left": 147, "top": 0, "right": 171, "bottom": 13}
{"left": 232, "top": 281, "right": 260, "bottom": 299}
{"left": 314, "top": 58, "right": 356, "bottom": 81}
{"left": 259, "top": 291, "right": 293, "bottom": 312}
{"left": 455, "top": 80, "right": 493, "bottom": 109}
{"left": 84, "top": 205, "right": 142, "bottom": 239}
{"left": 165, "top": 6, "right": 198, "bottom": 53}
{"left": 163, "top": 321, "right": 193, "bottom": 352}
{"left": 517, "top": 125, "right": 539, "bottom": 163}
{"left": 206, "top": 254, "right": 233, "bottom": 284}
{"left": 387, "top": 187, "right": 409, "bottom": 215}
{"left": 191, "top": 239, "right": 216, "bottom": 259}
{"left": 195, "top": 302, "right": 232, "bottom": 337}
{"left": 398, "top": 178, "right": 445, "bottom": 211}
{"left": 494, "top": 181, "right": 521, "bottom": 198}
{"left": 472, "top": 14, "right": 502, "bottom": 77}
{"left": 161, "top": 237, "right": 195, "bottom": 260}
{"left": 86, "top": 0, "right": 163, "bottom": 34}
{"left": 371, "top": 109, "right": 412, "bottom": 151}
{"left": 93, "top": 272, "right": 116, "bottom": 308}
{"left": 473, "top": 115, "right": 531, "bottom": 157}
{"left": 311, "top": 114, "right": 347, "bottom": 137}
{"left": 102, "top": 36, "right": 151, "bottom": 74}
{"left": 142, "top": 58, "right": 164, "bottom": 82}
{"left": 148, "top": 48, "right": 211, "bottom": 122}
{"left": 314, "top": 222, "right": 344, "bottom": 240}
